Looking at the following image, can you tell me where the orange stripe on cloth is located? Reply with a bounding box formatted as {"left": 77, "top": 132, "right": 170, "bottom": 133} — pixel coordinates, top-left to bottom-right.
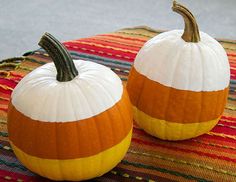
{"left": 66, "top": 41, "right": 139, "bottom": 54}
{"left": 97, "top": 34, "right": 147, "bottom": 43}
{"left": 127, "top": 67, "right": 229, "bottom": 123}
{"left": 86, "top": 37, "right": 144, "bottom": 48}
{"left": 71, "top": 38, "right": 142, "bottom": 51}
{"left": 7, "top": 90, "right": 133, "bottom": 159}
{"left": 93, "top": 35, "right": 146, "bottom": 47}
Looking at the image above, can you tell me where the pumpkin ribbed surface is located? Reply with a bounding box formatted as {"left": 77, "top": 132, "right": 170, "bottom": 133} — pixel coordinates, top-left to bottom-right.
{"left": 11, "top": 60, "right": 123, "bottom": 122}
{"left": 10, "top": 130, "right": 132, "bottom": 181}
{"left": 8, "top": 90, "right": 132, "bottom": 159}
{"left": 7, "top": 59, "right": 133, "bottom": 181}
{"left": 133, "top": 30, "right": 230, "bottom": 92}
{"left": 128, "top": 67, "right": 228, "bottom": 123}
{"left": 127, "top": 30, "right": 230, "bottom": 140}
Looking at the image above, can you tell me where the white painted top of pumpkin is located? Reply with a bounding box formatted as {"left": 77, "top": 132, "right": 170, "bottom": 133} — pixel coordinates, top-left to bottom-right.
{"left": 11, "top": 34, "right": 123, "bottom": 122}
{"left": 134, "top": 2, "right": 230, "bottom": 92}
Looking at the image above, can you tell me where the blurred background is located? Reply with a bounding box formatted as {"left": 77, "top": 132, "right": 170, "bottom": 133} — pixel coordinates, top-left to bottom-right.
{"left": 0, "top": 0, "right": 235, "bottom": 60}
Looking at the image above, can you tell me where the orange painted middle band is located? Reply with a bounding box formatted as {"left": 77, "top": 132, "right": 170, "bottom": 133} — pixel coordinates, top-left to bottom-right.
{"left": 7, "top": 89, "right": 133, "bottom": 159}
{"left": 127, "top": 67, "right": 228, "bottom": 123}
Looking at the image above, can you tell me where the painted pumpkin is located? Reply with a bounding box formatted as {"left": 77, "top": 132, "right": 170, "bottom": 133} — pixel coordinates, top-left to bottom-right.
{"left": 7, "top": 33, "right": 133, "bottom": 181}
{"left": 127, "top": 1, "right": 230, "bottom": 140}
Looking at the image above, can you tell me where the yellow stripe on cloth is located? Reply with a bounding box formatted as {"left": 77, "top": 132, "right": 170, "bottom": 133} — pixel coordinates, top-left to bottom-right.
{"left": 133, "top": 106, "right": 219, "bottom": 140}
{"left": 10, "top": 129, "right": 132, "bottom": 181}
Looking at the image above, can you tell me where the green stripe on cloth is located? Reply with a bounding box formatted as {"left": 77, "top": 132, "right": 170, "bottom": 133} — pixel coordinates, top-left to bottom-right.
{"left": 121, "top": 160, "right": 211, "bottom": 182}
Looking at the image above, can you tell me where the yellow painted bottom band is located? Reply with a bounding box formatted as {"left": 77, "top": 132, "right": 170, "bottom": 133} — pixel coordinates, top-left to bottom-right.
{"left": 133, "top": 107, "right": 219, "bottom": 140}
{"left": 10, "top": 129, "right": 132, "bottom": 181}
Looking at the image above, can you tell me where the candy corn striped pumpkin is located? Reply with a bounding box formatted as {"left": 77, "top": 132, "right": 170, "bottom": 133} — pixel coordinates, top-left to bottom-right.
{"left": 126, "top": 1, "right": 230, "bottom": 140}
{"left": 7, "top": 33, "right": 133, "bottom": 181}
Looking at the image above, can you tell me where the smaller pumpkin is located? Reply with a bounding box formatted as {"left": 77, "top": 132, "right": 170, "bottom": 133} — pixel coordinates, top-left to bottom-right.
{"left": 7, "top": 33, "right": 133, "bottom": 181}
{"left": 127, "top": 1, "right": 230, "bottom": 140}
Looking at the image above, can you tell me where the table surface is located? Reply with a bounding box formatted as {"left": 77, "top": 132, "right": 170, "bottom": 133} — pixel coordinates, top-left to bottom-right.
{"left": 0, "top": 26, "right": 236, "bottom": 182}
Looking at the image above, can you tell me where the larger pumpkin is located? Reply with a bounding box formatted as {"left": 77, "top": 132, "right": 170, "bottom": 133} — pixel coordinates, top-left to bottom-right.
{"left": 127, "top": 1, "right": 230, "bottom": 140}
{"left": 7, "top": 33, "right": 133, "bottom": 181}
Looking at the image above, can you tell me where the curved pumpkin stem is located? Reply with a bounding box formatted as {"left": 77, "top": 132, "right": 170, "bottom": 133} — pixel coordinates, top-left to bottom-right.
{"left": 38, "top": 33, "right": 78, "bottom": 82}
{"left": 172, "top": 0, "right": 200, "bottom": 42}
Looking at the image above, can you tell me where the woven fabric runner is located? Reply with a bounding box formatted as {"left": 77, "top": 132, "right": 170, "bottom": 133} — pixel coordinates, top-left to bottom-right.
{"left": 0, "top": 26, "right": 236, "bottom": 182}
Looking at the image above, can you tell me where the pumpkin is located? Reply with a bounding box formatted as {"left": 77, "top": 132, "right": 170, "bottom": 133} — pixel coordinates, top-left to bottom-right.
{"left": 126, "top": 1, "right": 230, "bottom": 140}
{"left": 7, "top": 33, "right": 133, "bottom": 181}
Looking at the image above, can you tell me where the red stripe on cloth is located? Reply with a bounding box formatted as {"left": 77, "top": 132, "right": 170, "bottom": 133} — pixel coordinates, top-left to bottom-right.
{"left": 67, "top": 39, "right": 141, "bottom": 51}
{"left": 87, "top": 36, "right": 145, "bottom": 47}
{"left": 229, "top": 59, "right": 236, "bottom": 64}
{"left": 211, "top": 126, "right": 236, "bottom": 136}
{"left": 0, "top": 107, "right": 8, "bottom": 112}
{"left": 0, "top": 169, "right": 42, "bottom": 182}
{"left": 132, "top": 137, "right": 236, "bottom": 163}
{"left": 229, "top": 64, "right": 236, "bottom": 69}
{"left": 65, "top": 42, "right": 137, "bottom": 60}
{"left": 230, "top": 69, "right": 236, "bottom": 74}
{"left": 227, "top": 52, "right": 236, "bottom": 57}
{"left": 0, "top": 78, "right": 17, "bottom": 89}
{"left": 0, "top": 87, "right": 12, "bottom": 95}
{"left": 0, "top": 92, "right": 11, "bottom": 100}
{"left": 133, "top": 127, "right": 236, "bottom": 150}
{"left": 8, "top": 72, "right": 24, "bottom": 79}
{"left": 221, "top": 116, "right": 236, "bottom": 121}
{"left": 0, "top": 99, "right": 9, "bottom": 106}
{"left": 1, "top": 77, "right": 20, "bottom": 84}
{"left": 65, "top": 44, "right": 136, "bottom": 62}
{"left": 219, "top": 120, "right": 236, "bottom": 126}
{"left": 183, "top": 139, "right": 236, "bottom": 155}
{"left": 197, "top": 134, "right": 236, "bottom": 144}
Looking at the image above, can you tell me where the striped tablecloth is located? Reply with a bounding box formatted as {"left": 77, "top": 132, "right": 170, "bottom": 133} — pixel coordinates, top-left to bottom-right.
{"left": 0, "top": 26, "right": 236, "bottom": 182}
